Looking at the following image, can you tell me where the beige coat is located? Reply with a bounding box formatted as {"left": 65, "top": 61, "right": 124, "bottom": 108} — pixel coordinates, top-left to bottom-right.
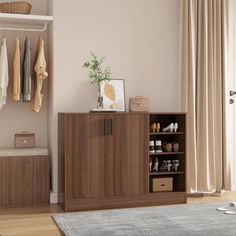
{"left": 32, "top": 38, "right": 48, "bottom": 112}
{"left": 13, "top": 36, "right": 21, "bottom": 101}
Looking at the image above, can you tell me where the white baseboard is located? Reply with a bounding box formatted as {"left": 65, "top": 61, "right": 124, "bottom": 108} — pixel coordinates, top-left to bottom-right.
{"left": 50, "top": 191, "right": 58, "bottom": 204}
{"left": 231, "top": 185, "right": 236, "bottom": 191}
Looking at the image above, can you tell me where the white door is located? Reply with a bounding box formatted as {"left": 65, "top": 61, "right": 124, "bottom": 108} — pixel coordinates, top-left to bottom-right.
{"left": 228, "top": 0, "right": 236, "bottom": 191}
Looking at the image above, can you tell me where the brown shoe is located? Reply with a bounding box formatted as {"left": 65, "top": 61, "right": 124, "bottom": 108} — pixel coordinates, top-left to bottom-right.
{"left": 163, "top": 142, "right": 172, "bottom": 152}
{"left": 172, "top": 143, "right": 179, "bottom": 152}
{"left": 150, "top": 123, "right": 157, "bottom": 132}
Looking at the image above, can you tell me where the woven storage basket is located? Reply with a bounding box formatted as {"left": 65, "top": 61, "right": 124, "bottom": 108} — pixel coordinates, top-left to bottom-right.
{"left": 0, "top": 1, "right": 32, "bottom": 14}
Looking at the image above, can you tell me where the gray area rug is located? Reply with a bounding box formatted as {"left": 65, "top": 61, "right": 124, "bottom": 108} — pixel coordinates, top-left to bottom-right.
{"left": 53, "top": 203, "right": 236, "bottom": 236}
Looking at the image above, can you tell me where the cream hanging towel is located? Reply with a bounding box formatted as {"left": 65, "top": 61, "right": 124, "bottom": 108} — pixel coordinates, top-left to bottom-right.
{"left": 0, "top": 38, "right": 9, "bottom": 110}
{"left": 13, "top": 36, "right": 21, "bottom": 101}
{"left": 32, "top": 37, "right": 48, "bottom": 112}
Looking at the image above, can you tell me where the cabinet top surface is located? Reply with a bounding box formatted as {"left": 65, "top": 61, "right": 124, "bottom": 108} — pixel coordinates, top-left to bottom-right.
{"left": 58, "top": 112, "right": 148, "bottom": 115}
{"left": 149, "top": 112, "right": 186, "bottom": 115}
{"left": 58, "top": 112, "right": 186, "bottom": 115}
{"left": 0, "top": 147, "right": 49, "bottom": 157}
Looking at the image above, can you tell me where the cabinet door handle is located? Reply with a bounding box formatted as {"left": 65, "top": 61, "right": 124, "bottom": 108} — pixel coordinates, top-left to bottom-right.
{"left": 104, "top": 119, "right": 108, "bottom": 135}
{"left": 104, "top": 119, "right": 113, "bottom": 135}
{"left": 109, "top": 119, "right": 113, "bottom": 135}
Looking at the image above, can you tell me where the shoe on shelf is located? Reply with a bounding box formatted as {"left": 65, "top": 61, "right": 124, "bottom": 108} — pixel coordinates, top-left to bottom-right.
{"left": 174, "top": 123, "right": 178, "bottom": 132}
{"left": 150, "top": 123, "right": 157, "bottom": 133}
{"left": 171, "top": 160, "right": 180, "bottom": 171}
{"left": 163, "top": 143, "right": 172, "bottom": 152}
{"left": 149, "top": 159, "right": 153, "bottom": 172}
{"left": 172, "top": 142, "right": 179, "bottom": 152}
{"left": 156, "top": 123, "right": 161, "bottom": 132}
{"left": 162, "top": 123, "right": 174, "bottom": 132}
{"left": 152, "top": 157, "right": 159, "bottom": 172}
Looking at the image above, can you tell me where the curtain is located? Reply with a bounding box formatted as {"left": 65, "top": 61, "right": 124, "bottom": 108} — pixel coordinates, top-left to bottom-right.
{"left": 179, "top": 0, "right": 230, "bottom": 193}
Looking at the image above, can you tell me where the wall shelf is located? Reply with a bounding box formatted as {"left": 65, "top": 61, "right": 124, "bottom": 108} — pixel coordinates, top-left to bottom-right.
{"left": 0, "top": 13, "right": 53, "bottom": 25}
{"left": 0, "top": 13, "right": 53, "bottom": 31}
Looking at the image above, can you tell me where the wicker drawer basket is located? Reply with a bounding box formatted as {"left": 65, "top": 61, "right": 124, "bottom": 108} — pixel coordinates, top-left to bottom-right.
{"left": 0, "top": 1, "right": 32, "bottom": 14}
{"left": 151, "top": 177, "right": 173, "bottom": 192}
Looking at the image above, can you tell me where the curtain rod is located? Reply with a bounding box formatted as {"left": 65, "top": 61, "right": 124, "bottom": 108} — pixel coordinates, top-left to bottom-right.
{"left": 0, "top": 23, "right": 47, "bottom": 32}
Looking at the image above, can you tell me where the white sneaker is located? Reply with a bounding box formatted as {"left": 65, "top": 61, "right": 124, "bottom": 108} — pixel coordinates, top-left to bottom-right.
{"left": 217, "top": 202, "right": 236, "bottom": 212}
{"left": 224, "top": 210, "right": 236, "bottom": 215}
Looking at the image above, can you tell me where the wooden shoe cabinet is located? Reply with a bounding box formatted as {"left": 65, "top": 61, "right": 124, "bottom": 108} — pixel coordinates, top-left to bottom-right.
{"left": 58, "top": 112, "right": 186, "bottom": 212}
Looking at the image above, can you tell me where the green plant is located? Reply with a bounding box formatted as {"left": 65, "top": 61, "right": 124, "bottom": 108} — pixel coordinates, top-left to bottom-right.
{"left": 83, "top": 53, "right": 112, "bottom": 92}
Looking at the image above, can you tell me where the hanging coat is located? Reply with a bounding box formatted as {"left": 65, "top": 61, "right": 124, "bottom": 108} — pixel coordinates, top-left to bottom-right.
{"left": 32, "top": 37, "right": 48, "bottom": 112}
{"left": 22, "top": 37, "right": 32, "bottom": 102}
{"left": 0, "top": 37, "right": 9, "bottom": 110}
{"left": 13, "top": 36, "right": 21, "bottom": 101}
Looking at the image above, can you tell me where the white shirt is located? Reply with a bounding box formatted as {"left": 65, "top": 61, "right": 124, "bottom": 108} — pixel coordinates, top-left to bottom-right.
{"left": 0, "top": 38, "right": 9, "bottom": 110}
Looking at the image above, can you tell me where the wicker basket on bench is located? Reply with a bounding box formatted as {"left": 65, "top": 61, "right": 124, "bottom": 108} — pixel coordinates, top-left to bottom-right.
{"left": 0, "top": 1, "right": 32, "bottom": 14}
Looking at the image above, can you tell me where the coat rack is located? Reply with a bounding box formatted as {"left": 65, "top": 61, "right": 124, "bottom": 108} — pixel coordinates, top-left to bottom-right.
{"left": 0, "top": 23, "right": 47, "bottom": 32}
{"left": 0, "top": 13, "right": 53, "bottom": 32}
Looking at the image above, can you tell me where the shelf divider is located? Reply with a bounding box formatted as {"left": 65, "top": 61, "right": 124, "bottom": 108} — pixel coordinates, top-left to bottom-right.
{"left": 149, "top": 171, "right": 184, "bottom": 176}
{"left": 149, "top": 152, "right": 184, "bottom": 156}
{"left": 149, "top": 132, "right": 184, "bottom": 135}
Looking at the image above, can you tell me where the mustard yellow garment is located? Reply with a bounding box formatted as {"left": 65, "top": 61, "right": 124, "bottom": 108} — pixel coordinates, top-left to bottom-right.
{"left": 13, "top": 36, "right": 21, "bottom": 101}
{"left": 32, "top": 37, "right": 48, "bottom": 112}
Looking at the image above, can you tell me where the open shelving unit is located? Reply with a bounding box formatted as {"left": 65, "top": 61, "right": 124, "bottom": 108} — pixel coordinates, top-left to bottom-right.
{"left": 148, "top": 113, "right": 186, "bottom": 197}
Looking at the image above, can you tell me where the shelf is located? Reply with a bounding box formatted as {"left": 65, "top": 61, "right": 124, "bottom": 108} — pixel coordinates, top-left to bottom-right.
{"left": 0, "top": 13, "right": 53, "bottom": 32}
{"left": 149, "top": 191, "right": 186, "bottom": 195}
{"left": 149, "top": 152, "right": 184, "bottom": 156}
{"left": 0, "top": 13, "right": 53, "bottom": 25}
{"left": 149, "top": 171, "right": 184, "bottom": 176}
{"left": 0, "top": 147, "right": 49, "bottom": 157}
{"left": 149, "top": 132, "right": 184, "bottom": 135}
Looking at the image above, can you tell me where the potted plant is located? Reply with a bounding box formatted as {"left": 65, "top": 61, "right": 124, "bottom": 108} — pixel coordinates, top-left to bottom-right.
{"left": 83, "top": 53, "right": 112, "bottom": 109}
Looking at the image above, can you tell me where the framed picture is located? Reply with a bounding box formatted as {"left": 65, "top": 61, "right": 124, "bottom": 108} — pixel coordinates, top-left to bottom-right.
{"left": 100, "top": 79, "right": 125, "bottom": 111}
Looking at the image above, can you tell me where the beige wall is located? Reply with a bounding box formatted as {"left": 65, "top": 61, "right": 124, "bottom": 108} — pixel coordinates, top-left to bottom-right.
{"left": 52, "top": 0, "right": 180, "bottom": 112}
{"left": 0, "top": 0, "right": 49, "bottom": 148}
{"left": 49, "top": 0, "right": 180, "bottom": 194}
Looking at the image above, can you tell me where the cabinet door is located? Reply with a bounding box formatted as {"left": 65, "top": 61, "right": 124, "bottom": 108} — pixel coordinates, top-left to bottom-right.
{"left": 65, "top": 114, "right": 89, "bottom": 200}
{"left": 105, "top": 114, "right": 148, "bottom": 196}
{"left": 88, "top": 115, "right": 106, "bottom": 198}
{"left": 0, "top": 156, "right": 49, "bottom": 206}
{"left": 65, "top": 113, "right": 148, "bottom": 200}
{"left": 105, "top": 114, "right": 129, "bottom": 196}
{"left": 65, "top": 114, "right": 106, "bottom": 200}
{"left": 127, "top": 114, "right": 148, "bottom": 195}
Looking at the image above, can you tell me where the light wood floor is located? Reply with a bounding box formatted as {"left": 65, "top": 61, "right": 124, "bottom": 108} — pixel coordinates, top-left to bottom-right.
{"left": 0, "top": 191, "right": 236, "bottom": 236}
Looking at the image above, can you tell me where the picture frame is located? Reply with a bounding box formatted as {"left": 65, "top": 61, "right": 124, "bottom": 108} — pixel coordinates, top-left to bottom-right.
{"left": 100, "top": 79, "right": 126, "bottom": 112}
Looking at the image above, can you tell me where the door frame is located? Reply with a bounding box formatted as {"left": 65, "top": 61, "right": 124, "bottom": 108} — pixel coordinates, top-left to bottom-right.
{"left": 227, "top": 0, "right": 236, "bottom": 191}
